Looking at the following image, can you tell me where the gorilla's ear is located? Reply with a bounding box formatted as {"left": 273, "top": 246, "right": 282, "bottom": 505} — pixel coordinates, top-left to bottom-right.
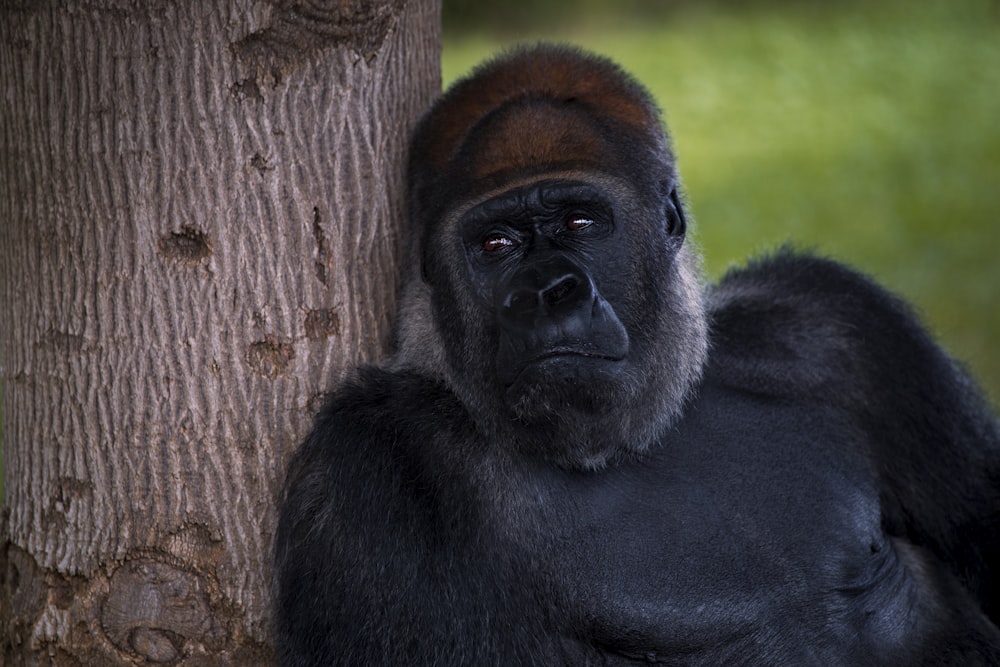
{"left": 667, "top": 186, "right": 687, "bottom": 238}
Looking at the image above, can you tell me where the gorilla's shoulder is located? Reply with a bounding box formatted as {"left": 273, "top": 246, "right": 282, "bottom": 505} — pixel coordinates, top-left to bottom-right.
{"left": 279, "top": 367, "right": 476, "bottom": 549}
{"left": 287, "top": 366, "right": 471, "bottom": 491}
{"left": 314, "top": 365, "right": 465, "bottom": 436}
{"left": 705, "top": 249, "right": 948, "bottom": 402}
{"left": 707, "top": 247, "right": 912, "bottom": 330}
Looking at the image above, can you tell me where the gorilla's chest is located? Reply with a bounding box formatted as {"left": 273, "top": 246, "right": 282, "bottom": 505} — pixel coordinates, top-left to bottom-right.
{"left": 530, "top": 386, "right": 897, "bottom": 659}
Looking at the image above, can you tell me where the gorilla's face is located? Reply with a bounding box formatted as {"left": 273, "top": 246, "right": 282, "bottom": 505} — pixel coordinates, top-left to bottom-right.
{"left": 461, "top": 180, "right": 631, "bottom": 397}
{"left": 417, "top": 171, "right": 704, "bottom": 468}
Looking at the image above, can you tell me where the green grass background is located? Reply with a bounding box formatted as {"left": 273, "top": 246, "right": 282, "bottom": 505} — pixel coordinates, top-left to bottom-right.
{"left": 442, "top": 0, "right": 1000, "bottom": 406}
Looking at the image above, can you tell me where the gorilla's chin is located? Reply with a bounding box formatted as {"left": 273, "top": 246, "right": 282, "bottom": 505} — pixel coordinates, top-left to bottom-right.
{"left": 500, "top": 358, "right": 649, "bottom": 467}
{"left": 508, "top": 357, "right": 623, "bottom": 406}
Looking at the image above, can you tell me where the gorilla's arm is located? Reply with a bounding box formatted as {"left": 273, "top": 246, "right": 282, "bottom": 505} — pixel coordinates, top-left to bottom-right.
{"left": 273, "top": 372, "right": 429, "bottom": 665}
{"left": 272, "top": 370, "right": 462, "bottom": 665}
{"left": 708, "top": 249, "right": 1000, "bottom": 623}
{"left": 272, "top": 369, "right": 551, "bottom": 666}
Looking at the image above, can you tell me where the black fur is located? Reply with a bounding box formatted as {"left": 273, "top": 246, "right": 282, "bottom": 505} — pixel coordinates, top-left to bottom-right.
{"left": 274, "top": 45, "right": 1000, "bottom": 665}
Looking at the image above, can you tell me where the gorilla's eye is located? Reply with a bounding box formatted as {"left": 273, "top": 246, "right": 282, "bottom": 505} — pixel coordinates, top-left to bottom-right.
{"left": 565, "top": 216, "right": 595, "bottom": 231}
{"left": 482, "top": 233, "right": 515, "bottom": 253}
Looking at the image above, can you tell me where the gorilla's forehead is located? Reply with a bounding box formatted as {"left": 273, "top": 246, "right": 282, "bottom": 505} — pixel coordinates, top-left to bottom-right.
{"left": 458, "top": 100, "right": 612, "bottom": 182}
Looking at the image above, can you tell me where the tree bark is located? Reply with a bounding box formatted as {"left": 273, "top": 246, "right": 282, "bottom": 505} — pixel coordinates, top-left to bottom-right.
{"left": 0, "top": 0, "right": 441, "bottom": 663}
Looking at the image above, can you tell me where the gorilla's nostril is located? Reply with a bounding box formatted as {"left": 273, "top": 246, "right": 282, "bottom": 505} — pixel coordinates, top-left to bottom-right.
{"left": 543, "top": 275, "right": 579, "bottom": 306}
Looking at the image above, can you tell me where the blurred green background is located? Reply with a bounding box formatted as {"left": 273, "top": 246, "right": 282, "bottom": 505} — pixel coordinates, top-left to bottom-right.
{"left": 442, "top": 0, "right": 1000, "bottom": 406}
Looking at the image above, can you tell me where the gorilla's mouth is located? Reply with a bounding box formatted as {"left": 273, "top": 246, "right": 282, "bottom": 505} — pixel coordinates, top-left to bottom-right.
{"left": 500, "top": 348, "right": 626, "bottom": 389}
{"left": 529, "top": 348, "right": 624, "bottom": 365}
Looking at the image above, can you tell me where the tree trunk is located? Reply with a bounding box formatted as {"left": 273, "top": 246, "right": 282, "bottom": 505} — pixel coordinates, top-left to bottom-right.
{"left": 0, "top": 0, "right": 441, "bottom": 663}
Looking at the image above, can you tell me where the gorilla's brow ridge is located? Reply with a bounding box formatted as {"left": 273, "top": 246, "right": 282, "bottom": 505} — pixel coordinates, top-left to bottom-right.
{"left": 463, "top": 180, "right": 611, "bottom": 226}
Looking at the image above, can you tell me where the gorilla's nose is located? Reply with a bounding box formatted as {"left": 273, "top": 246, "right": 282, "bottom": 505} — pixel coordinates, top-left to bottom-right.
{"left": 499, "top": 260, "right": 593, "bottom": 331}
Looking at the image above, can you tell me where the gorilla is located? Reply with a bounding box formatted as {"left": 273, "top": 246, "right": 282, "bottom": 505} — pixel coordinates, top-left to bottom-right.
{"left": 274, "top": 44, "right": 1000, "bottom": 665}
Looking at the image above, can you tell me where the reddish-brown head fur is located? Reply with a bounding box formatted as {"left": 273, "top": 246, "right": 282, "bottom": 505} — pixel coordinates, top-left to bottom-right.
{"left": 408, "top": 44, "right": 676, "bottom": 232}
